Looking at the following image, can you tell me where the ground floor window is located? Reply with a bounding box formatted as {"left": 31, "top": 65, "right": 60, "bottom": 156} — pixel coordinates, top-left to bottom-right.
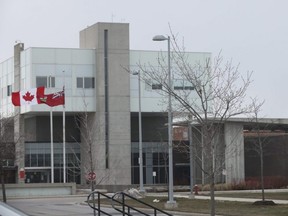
{"left": 25, "top": 142, "right": 81, "bottom": 184}
{"left": 131, "top": 142, "right": 168, "bottom": 184}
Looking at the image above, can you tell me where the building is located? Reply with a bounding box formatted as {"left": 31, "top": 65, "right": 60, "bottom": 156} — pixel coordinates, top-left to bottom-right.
{"left": 1, "top": 22, "right": 287, "bottom": 190}
{"left": 0, "top": 22, "right": 210, "bottom": 188}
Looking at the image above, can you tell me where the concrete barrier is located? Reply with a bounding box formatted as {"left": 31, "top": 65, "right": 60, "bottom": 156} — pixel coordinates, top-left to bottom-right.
{"left": 0, "top": 183, "right": 76, "bottom": 198}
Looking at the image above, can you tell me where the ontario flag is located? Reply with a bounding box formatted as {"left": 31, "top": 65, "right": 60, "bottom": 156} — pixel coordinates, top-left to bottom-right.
{"left": 39, "top": 90, "right": 65, "bottom": 107}
{"left": 12, "top": 87, "right": 45, "bottom": 106}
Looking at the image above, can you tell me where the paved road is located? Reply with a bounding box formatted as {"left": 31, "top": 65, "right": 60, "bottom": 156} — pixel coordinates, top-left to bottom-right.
{"left": 7, "top": 196, "right": 103, "bottom": 216}
{"left": 7, "top": 190, "right": 288, "bottom": 216}
{"left": 6, "top": 196, "right": 190, "bottom": 216}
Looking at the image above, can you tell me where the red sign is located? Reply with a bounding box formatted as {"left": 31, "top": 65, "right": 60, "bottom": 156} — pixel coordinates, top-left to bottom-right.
{"left": 87, "top": 172, "right": 96, "bottom": 181}
{"left": 19, "top": 168, "right": 25, "bottom": 179}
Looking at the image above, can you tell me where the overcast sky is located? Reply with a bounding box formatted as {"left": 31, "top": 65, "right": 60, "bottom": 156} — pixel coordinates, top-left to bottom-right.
{"left": 1, "top": 0, "right": 288, "bottom": 118}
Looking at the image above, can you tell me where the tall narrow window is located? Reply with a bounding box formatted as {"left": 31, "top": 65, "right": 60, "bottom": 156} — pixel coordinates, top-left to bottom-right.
{"left": 48, "top": 77, "right": 55, "bottom": 88}
{"left": 77, "top": 77, "right": 83, "bottom": 88}
{"left": 7, "top": 85, "right": 12, "bottom": 96}
{"left": 84, "top": 77, "right": 95, "bottom": 88}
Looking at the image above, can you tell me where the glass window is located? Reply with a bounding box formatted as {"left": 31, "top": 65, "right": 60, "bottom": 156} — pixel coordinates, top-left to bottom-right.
{"left": 174, "top": 86, "right": 184, "bottom": 90}
{"left": 36, "top": 76, "right": 55, "bottom": 87}
{"left": 174, "top": 79, "right": 194, "bottom": 90}
{"left": 38, "top": 154, "right": 44, "bottom": 166}
{"left": 49, "top": 77, "right": 55, "bottom": 88}
{"left": 184, "top": 86, "right": 194, "bottom": 90}
{"left": 25, "top": 154, "right": 31, "bottom": 167}
{"left": 174, "top": 79, "right": 184, "bottom": 90}
{"left": 84, "top": 77, "right": 95, "bottom": 88}
{"left": 184, "top": 80, "right": 194, "bottom": 90}
{"left": 45, "top": 154, "right": 51, "bottom": 166}
{"left": 36, "top": 76, "right": 47, "bottom": 87}
{"left": 7, "top": 85, "right": 12, "bottom": 96}
{"left": 77, "top": 77, "right": 95, "bottom": 89}
{"left": 152, "top": 84, "right": 162, "bottom": 90}
{"left": 132, "top": 153, "right": 139, "bottom": 166}
{"left": 31, "top": 154, "right": 37, "bottom": 167}
{"left": 77, "top": 77, "right": 83, "bottom": 88}
{"left": 145, "top": 80, "right": 163, "bottom": 91}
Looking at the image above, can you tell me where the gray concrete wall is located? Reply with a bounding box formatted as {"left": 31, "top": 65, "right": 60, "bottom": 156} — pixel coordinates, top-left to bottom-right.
{"left": 0, "top": 183, "right": 76, "bottom": 198}
{"left": 13, "top": 43, "right": 25, "bottom": 184}
{"left": 80, "top": 22, "right": 131, "bottom": 185}
{"left": 224, "top": 122, "right": 245, "bottom": 183}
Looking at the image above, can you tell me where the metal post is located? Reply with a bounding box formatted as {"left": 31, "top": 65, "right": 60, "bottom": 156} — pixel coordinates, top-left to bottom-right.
{"left": 133, "top": 71, "right": 145, "bottom": 193}
{"left": 166, "top": 36, "right": 175, "bottom": 204}
{"left": 189, "top": 121, "right": 194, "bottom": 198}
{"left": 49, "top": 76, "right": 54, "bottom": 183}
{"left": 63, "top": 71, "right": 66, "bottom": 183}
{"left": 153, "top": 35, "right": 176, "bottom": 207}
{"left": 138, "top": 72, "right": 145, "bottom": 193}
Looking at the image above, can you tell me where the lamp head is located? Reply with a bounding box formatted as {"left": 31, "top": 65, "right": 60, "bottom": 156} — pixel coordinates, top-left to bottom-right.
{"left": 152, "top": 35, "right": 168, "bottom": 41}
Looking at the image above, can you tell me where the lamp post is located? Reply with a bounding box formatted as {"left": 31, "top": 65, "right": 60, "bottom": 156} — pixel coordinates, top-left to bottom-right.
{"left": 153, "top": 35, "right": 176, "bottom": 206}
{"left": 133, "top": 71, "right": 145, "bottom": 193}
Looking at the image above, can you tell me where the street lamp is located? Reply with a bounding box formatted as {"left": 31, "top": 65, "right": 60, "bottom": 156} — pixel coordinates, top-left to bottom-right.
{"left": 132, "top": 71, "right": 145, "bottom": 193}
{"left": 153, "top": 35, "right": 176, "bottom": 206}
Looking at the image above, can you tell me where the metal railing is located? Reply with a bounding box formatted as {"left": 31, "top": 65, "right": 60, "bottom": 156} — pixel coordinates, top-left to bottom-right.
{"left": 87, "top": 191, "right": 173, "bottom": 216}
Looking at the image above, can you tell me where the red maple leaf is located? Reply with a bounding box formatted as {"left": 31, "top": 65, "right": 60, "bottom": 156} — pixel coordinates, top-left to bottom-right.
{"left": 22, "top": 91, "right": 35, "bottom": 102}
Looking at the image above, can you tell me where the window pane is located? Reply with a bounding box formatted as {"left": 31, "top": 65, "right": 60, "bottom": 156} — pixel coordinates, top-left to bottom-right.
{"left": 45, "top": 154, "right": 51, "bottom": 166}
{"left": 49, "top": 77, "right": 55, "bottom": 88}
{"left": 152, "top": 84, "right": 162, "bottom": 90}
{"left": 77, "top": 77, "right": 83, "bottom": 88}
{"left": 7, "top": 85, "right": 12, "bottom": 96}
{"left": 31, "top": 154, "right": 37, "bottom": 167}
{"left": 184, "top": 86, "right": 194, "bottom": 90}
{"left": 38, "top": 154, "right": 44, "bottom": 166}
{"left": 184, "top": 80, "right": 194, "bottom": 90}
{"left": 36, "top": 76, "right": 47, "bottom": 87}
{"left": 174, "top": 86, "right": 184, "bottom": 90}
{"left": 174, "top": 79, "right": 184, "bottom": 90}
{"left": 84, "top": 77, "right": 95, "bottom": 88}
{"left": 25, "top": 154, "right": 31, "bottom": 167}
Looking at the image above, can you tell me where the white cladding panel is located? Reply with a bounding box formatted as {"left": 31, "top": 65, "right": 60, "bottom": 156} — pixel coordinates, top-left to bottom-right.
{"left": 129, "top": 50, "right": 211, "bottom": 112}
{"left": 18, "top": 48, "right": 96, "bottom": 113}
{"left": 1, "top": 47, "right": 210, "bottom": 115}
{"left": 0, "top": 57, "right": 14, "bottom": 115}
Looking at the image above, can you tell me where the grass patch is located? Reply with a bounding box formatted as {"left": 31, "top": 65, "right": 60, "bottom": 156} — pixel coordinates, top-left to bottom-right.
{"left": 212, "top": 192, "right": 288, "bottom": 200}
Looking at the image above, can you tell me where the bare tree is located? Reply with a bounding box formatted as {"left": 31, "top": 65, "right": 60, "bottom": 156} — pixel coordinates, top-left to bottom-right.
{"left": 0, "top": 115, "right": 16, "bottom": 202}
{"left": 71, "top": 96, "right": 121, "bottom": 192}
{"left": 75, "top": 111, "right": 98, "bottom": 191}
{"left": 136, "top": 35, "right": 257, "bottom": 215}
{"left": 249, "top": 99, "right": 266, "bottom": 202}
{"left": 247, "top": 99, "right": 278, "bottom": 205}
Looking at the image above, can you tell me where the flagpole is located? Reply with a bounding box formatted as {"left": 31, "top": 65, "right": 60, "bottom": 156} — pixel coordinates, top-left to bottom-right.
{"left": 62, "top": 71, "right": 66, "bottom": 183}
{"left": 49, "top": 76, "right": 54, "bottom": 184}
{"left": 63, "top": 102, "right": 66, "bottom": 183}
{"left": 50, "top": 107, "right": 54, "bottom": 183}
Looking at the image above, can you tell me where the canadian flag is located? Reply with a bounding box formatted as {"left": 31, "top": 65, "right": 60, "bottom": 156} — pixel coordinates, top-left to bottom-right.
{"left": 12, "top": 87, "right": 45, "bottom": 106}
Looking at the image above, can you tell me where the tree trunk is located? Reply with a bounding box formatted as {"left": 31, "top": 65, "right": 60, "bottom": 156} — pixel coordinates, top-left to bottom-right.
{"left": 260, "top": 143, "right": 265, "bottom": 201}
{"left": 0, "top": 167, "right": 6, "bottom": 202}
{"left": 210, "top": 174, "right": 216, "bottom": 216}
{"left": 91, "top": 180, "right": 96, "bottom": 216}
